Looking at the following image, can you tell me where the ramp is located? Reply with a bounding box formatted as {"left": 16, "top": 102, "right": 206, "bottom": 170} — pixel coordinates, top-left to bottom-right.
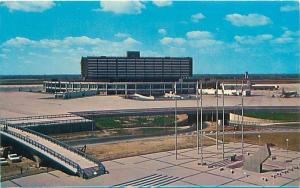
{"left": 0, "top": 122, "right": 106, "bottom": 179}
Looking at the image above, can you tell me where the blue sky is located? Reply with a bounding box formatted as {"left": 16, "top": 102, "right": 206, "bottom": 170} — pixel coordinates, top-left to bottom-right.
{"left": 0, "top": 1, "right": 299, "bottom": 75}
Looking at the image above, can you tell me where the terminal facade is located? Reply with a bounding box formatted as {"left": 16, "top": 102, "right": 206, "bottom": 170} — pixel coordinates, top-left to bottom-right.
{"left": 81, "top": 51, "right": 192, "bottom": 82}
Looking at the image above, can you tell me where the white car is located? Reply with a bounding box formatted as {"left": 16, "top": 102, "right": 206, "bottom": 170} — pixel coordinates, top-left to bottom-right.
{"left": 8, "top": 154, "right": 21, "bottom": 162}
{"left": 0, "top": 157, "right": 8, "bottom": 166}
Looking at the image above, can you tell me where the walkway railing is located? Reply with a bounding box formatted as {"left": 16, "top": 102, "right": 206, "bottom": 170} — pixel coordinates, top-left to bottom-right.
{"left": 229, "top": 120, "right": 300, "bottom": 129}
{"left": 12, "top": 125, "right": 106, "bottom": 173}
{"left": 11, "top": 118, "right": 92, "bottom": 128}
{"left": 1, "top": 120, "right": 106, "bottom": 178}
{"left": 0, "top": 126, "right": 83, "bottom": 175}
{"left": 229, "top": 120, "right": 260, "bottom": 126}
{"left": 2, "top": 114, "right": 76, "bottom": 121}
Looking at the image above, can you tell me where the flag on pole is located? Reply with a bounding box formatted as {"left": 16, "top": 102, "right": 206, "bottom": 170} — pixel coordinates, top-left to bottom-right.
{"left": 196, "top": 81, "right": 199, "bottom": 95}
{"left": 221, "top": 83, "right": 225, "bottom": 92}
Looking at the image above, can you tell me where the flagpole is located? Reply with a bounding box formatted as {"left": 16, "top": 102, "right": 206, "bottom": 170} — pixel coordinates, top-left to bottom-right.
{"left": 216, "top": 81, "right": 219, "bottom": 150}
{"left": 200, "top": 81, "right": 204, "bottom": 165}
{"left": 196, "top": 81, "right": 199, "bottom": 154}
{"left": 241, "top": 80, "right": 244, "bottom": 157}
{"left": 222, "top": 83, "right": 225, "bottom": 160}
{"left": 174, "top": 82, "right": 178, "bottom": 160}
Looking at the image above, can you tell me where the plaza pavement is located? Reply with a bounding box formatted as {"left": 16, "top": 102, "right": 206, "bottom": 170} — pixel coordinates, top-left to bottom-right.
{"left": 3, "top": 142, "right": 300, "bottom": 187}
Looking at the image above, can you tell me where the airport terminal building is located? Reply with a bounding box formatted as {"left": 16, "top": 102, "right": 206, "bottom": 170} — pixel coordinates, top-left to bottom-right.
{"left": 81, "top": 51, "right": 192, "bottom": 82}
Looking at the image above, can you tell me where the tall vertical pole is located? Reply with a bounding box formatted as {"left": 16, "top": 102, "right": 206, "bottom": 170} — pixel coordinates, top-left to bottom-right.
{"left": 200, "top": 81, "right": 204, "bottom": 165}
{"left": 222, "top": 83, "right": 225, "bottom": 159}
{"left": 286, "top": 139, "right": 289, "bottom": 154}
{"left": 241, "top": 80, "right": 244, "bottom": 157}
{"left": 196, "top": 81, "right": 199, "bottom": 154}
{"left": 174, "top": 82, "right": 178, "bottom": 160}
{"left": 216, "top": 81, "right": 219, "bottom": 150}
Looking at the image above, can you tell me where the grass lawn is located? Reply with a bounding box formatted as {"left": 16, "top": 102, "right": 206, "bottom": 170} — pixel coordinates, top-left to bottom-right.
{"left": 244, "top": 112, "right": 300, "bottom": 122}
{"left": 214, "top": 132, "right": 300, "bottom": 151}
{"left": 153, "top": 115, "right": 174, "bottom": 126}
{"left": 94, "top": 115, "right": 176, "bottom": 130}
{"left": 86, "top": 135, "right": 214, "bottom": 161}
{"left": 95, "top": 117, "right": 123, "bottom": 129}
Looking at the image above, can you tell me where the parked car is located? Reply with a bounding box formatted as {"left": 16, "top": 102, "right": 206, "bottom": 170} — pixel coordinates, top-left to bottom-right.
{"left": 0, "top": 157, "right": 8, "bottom": 166}
{"left": 8, "top": 154, "right": 21, "bottom": 162}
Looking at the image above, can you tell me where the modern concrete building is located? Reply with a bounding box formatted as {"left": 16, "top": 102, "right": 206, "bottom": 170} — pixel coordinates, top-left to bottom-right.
{"left": 44, "top": 81, "right": 197, "bottom": 96}
{"left": 81, "top": 51, "right": 192, "bottom": 82}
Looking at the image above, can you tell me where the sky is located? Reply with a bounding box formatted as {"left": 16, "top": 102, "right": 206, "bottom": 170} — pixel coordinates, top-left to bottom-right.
{"left": 0, "top": 0, "right": 299, "bottom": 75}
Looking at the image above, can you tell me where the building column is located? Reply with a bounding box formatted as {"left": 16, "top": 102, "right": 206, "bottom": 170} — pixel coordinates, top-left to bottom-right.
{"left": 105, "top": 83, "right": 108, "bottom": 95}
{"left": 180, "top": 82, "right": 183, "bottom": 94}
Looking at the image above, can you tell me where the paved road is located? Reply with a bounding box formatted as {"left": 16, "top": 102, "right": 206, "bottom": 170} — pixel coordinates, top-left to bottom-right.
{"left": 72, "top": 106, "right": 300, "bottom": 117}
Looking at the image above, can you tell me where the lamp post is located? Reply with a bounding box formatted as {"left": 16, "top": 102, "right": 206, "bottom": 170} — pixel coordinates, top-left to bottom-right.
{"left": 233, "top": 103, "right": 241, "bottom": 152}
{"left": 200, "top": 81, "right": 204, "bottom": 165}
{"left": 216, "top": 81, "right": 219, "bottom": 150}
{"left": 286, "top": 138, "right": 289, "bottom": 154}
{"left": 233, "top": 131, "right": 236, "bottom": 145}
{"left": 174, "top": 82, "right": 178, "bottom": 160}
{"left": 241, "top": 80, "right": 244, "bottom": 157}
{"left": 258, "top": 134, "right": 261, "bottom": 146}
{"left": 222, "top": 83, "right": 225, "bottom": 160}
{"left": 196, "top": 81, "right": 199, "bottom": 154}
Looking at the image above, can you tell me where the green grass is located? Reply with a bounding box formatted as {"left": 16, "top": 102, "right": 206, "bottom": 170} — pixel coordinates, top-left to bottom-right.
{"left": 94, "top": 115, "right": 176, "bottom": 130}
{"left": 135, "top": 117, "right": 148, "bottom": 125}
{"left": 214, "top": 132, "right": 300, "bottom": 151}
{"left": 153, "top": 115, "right": 174, "bottom": 126}
{"left": 244, "top": 112, "right": 300, "bottom": 122}
{"left": 111, "top": 127, "right": 174, "bottom": 136}
{"left": 95, "top": 117, "right": 123, "bottom": 129}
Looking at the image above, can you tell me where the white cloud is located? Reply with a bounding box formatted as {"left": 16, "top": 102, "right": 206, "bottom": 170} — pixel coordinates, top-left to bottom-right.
{"left": 186, "top": 31, "right": 213, "bottom": 39}
{"left": 160, "top": 30, "right": 223, "bottom": 52}
{"left": 4, "top": 37, "right": 34, "bottom": 46}
{"left": 122, "top": 37, "right": 140, "bottom": 45}
{"left": 273, "top": 37, "right": 294, "bottom": 44}
{"left": 114, "top": 32, "right": 131, "bottom": 38}
{"left": 160, "top": 37, "right": 186, "bottom": 45}
{"left": 2, "top": 36, "right": 141, "bottom": 50}
{"left": 158, "top": 28, "right": 167, "bottom": 35}
{"left": 1, "top": 36, "right": 142, "bottom": 74}
{"left": 191, "top": 13, "right": 205, "bottom": 23}
{"left": 272, "top": 30, "right": 299, "bottom": 44}
{"left": 152, "top": 0, "right": 172, "bottom": 7}
{"left": 185, "top": 30, "right": 223, "bottom": 49}
{"left": 234, "top": 34, "right": 273, "bottom": 44}
{"left": 225, "top": 13, "right": 271, "bottom": 27}
{"left": 280, "top": 4, "right": 298, "bottom": 12}
{"left": 188, "top": 39, "right": 223, "bottom": 48}
{"left": 98, "top": 0, "right": 145, "bottom": 14}
{"left": 1, "top": 1, "right": 55, "bottom": 12}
